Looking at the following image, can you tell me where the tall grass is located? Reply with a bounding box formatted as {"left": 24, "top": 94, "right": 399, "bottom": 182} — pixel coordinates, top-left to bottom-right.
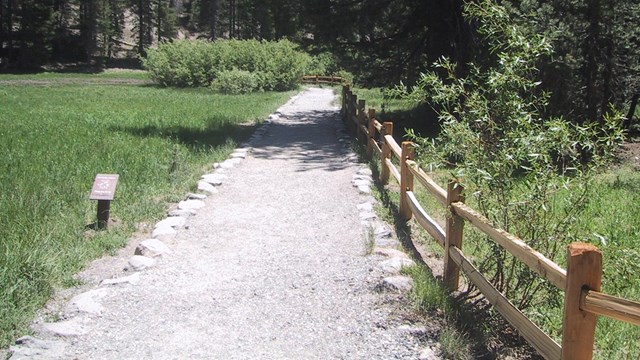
{"left": 0, "top": 76, "right": 295, "bottom": 347}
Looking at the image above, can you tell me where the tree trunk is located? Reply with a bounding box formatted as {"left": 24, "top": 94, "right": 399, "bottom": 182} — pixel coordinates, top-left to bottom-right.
{"left": 138, "top": 0, "right": 144, "bottom": 55}
{"left": 209, "top": 0, "right": 217, "bottom": 39}
{"left": 582, "top": 0, "right": 601, "bottom": 124}
{"left": 623, "top": 93, "right": 639, "bottom": 131}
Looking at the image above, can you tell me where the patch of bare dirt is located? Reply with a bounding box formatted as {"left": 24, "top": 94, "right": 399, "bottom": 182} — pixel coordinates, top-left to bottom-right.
{"left": 616, "top": 140, "right": 640, "bottom": 170}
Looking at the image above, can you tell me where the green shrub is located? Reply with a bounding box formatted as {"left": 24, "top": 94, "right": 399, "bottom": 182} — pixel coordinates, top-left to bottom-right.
{"left": 306, "top": 52, "right": 339, "bottom": 76}
{"left": 144, "top": 39, "right": 309, "bottom": 92}
{"left": 334, "top": 70, "right": 354, "bottom": 85}
{"left": 211, "top": 69, "right": 259, "bottom": 94}
{"left": 143, "top": 40, "right": 217, "bottom": 87}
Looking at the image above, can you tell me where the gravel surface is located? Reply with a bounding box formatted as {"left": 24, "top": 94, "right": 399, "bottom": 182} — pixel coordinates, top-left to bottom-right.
{"left": 8, "top": 88, "right": 440, "bottom": 359}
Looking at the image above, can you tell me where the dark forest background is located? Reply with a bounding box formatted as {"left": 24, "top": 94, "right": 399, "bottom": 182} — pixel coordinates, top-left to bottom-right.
{"left": 1, "top": 0, "right": 639, "bottom": 125}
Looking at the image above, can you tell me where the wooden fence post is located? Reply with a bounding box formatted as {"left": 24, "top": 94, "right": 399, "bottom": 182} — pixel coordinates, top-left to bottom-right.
{"left": 561, "top": 243, "right": 602, "bottom": 360}
{"left": 380, "top": 122, "right": 393, "bottom": 185}
{"left": 341, "top": 85, "right": 347, "bottom": 118}
{"left": 399, "top": 142, "right": 415, "bottom": 220}
{"left": 444, "top": 181, "right": 464, "bottom": 291}
{"left": 350, "top": 94, "right": 358, "bottom": 134}
{"left": 357, "top": 99, "right": 366, "bottom": 142}
{"left": 367, "top": 109, "right": 376, "bottom": 157}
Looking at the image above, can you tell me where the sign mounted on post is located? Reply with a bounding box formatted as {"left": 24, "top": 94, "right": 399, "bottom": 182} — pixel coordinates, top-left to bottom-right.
{"left": 89, "top": 174, "right": 119, "bottom": 229}
{"left": 90, "top": 174, "right": 119, "bottom": 200}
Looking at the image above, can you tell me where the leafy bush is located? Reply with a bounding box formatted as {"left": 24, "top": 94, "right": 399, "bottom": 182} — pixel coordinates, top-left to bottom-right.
{"left": 144, "top": 39, "right": 310, "bottom": 92}
{"left": 393, "top": 0, "right": 623, "bottom": 316}
{"left": 211, "top": 69, "right": 259, "bottom": 94}
{"left": 143, "top": 40, "right": 218, "bottom": 87}
{"left": 306, "top": 52, "right": 340, "bottom": 76}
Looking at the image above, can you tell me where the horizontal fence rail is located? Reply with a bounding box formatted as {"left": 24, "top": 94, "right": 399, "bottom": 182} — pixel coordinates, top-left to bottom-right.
{"left": 341, "top": 85, "right": 640, "bottom": 360}
{"left": 301, "top": 75, "right": 346, "bottom": 85}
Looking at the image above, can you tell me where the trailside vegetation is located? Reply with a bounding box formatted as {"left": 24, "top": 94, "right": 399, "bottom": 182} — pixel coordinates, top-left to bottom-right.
{"left": 392, "top": 0, "right": 628, "bottom": 356}
{"left": 142, "top": 39, "right": 310, "bottom": 92}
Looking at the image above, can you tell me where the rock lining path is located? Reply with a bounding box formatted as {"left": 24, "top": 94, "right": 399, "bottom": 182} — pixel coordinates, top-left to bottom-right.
{"left": 9, "top": 88, "right": 441, "bottom": 359}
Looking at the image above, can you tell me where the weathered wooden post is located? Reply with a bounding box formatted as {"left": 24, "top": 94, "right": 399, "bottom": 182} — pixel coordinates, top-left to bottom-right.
{"left": 351, "top": 94, "right": 358, "bottom": 134}
{"left": 561, "top": 243, "right": 602, "bottom": 360}
{"left": 341, "top": 85, "right": 347, "bottom": 118}
{"left": 380, "top": 122, "right": 393, "bottom": 185}
{"left": 89, "top": 174, "right": 119, "bottom": 230}
{"left": 357, "top": 99, "right": 366, "bottom": 142}
{"left": 367, "top": 109, "right": 376, "bottom": 157}
{"left": 399, "top": 142, "right": 415, "bottom": 220}
{"left": 444, "top": 180, "right": 464, "bottom": 290}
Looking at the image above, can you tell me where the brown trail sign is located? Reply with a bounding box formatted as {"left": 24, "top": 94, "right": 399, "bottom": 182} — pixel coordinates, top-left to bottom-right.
{"left": 89, "top": 174, "right": 119, "bottom": 229}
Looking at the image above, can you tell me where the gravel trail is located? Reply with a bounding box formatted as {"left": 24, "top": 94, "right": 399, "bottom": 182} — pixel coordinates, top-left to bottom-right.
{"left": 9, "top": 88, "right": 438, "bottom": 359}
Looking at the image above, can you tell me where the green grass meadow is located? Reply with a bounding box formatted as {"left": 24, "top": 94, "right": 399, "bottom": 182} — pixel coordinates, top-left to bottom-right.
{"left": 0, "top": 73, "right": 295, "bottom": 347}
{"left": 355, "top": 87, "right": 640, "bottom": 358}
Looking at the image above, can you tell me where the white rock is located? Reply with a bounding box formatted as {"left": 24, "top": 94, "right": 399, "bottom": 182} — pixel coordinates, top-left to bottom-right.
{"left": 235, "top": 147, "right": 251, "bottom": 153}
{"left": 353, "top": 174, "right": 373, "bottom": 181}
{"left": 268, "top": 114, "right": 280, "bottom": 121}
{"left": 135, "top": 239, "right": 171, "bottom": 258}
{"left": 151, "top": 226, "right": 177, "bottom": 238}
{"left": 168, "top": 209, "right": 196, "bottom": 217}
{"left": 381, "top": 276, "right": 414, "bottom": 292}
{"left": 358, "top": 185, "right": 371, "bottom": 194}
{"left": 379, "top": 257, "right": 416, "bottom": 274}
{"left": 375, "top": 225, "right": 393, "bottom": 238}
{"left": 38, "top": 318, "right": 89, "bottom": 337}
{"left": 219, "top": 160, "right": 236, "bottom": 169}
{"left": 358, "top": 168, "right": 373, "bottom": 176}
{"left": 201, "top": 174, "right": 225, "bottom": 185}
{"left": 398, "top": 324, "right": 429, "bottom": 335}
{"left": 101, "top": 273, "right": 141, "bottom": 286}
{"left": 353, "top": 179, "right": 372, "bottom": 187}
{"left": 419, "top": 347, "right": 441, "bottom": 360}
{"left": 128, "top": 255, "right": 156, "bottom": 271}
{"left": 374, "top": 248, "right": 408, "bottom": 258}
{"left": 197, "top": 181, "right": 219, "bottom": 194}
{"left": 67, "top": 288, "right": 109, "bottom": 315}
{"left": 212, "top": 162, "right": 220, "bottom": 169}
{"left": 359, "top": 212, "right": 377, "bottom": 221}
{"left": 230, "top": 152, "right": 246, "bottom": 159}
{"left": 178, "top": 199, "right": 205, "bottom": 210}
{"left": 10, "top": 336, "right": 67, "bottom": 359}
{"left": 357, "top": 202, "right": 374, "bottom": 212}
{"left": 187, "top": 193, "right": 207, "bottom": 200}
{"left": 155, "top": 216, "right": 185, "bottom": 229}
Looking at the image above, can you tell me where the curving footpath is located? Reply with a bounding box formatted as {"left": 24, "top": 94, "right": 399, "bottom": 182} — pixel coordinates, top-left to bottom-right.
{"left": 8, "top": 88, "right": 441, "bottom": 360}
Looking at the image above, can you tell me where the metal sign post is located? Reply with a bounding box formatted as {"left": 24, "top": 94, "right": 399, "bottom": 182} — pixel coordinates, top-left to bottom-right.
{"left": 89, "top": 174, "right": 119, "bottom": 229}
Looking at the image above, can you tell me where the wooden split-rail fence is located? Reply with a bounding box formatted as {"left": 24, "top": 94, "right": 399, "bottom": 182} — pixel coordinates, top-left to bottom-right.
{"left": 341, "top": 85, "right": 640, "bottom": 360}
{"left": 301, "top": 75, "right": 346, "bottom": 85}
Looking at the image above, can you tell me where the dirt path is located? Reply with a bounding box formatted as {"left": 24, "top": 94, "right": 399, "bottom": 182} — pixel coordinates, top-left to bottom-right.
{"left": 8, "top": 88, "right": 439, "bottom": 359}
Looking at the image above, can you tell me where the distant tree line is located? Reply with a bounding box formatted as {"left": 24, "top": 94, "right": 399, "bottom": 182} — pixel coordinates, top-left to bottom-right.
{"left": 0, "top": 0, "right": 305, "bottom": 68}
{"left": 1, "top": 0, "right": 638, "bottom": 125}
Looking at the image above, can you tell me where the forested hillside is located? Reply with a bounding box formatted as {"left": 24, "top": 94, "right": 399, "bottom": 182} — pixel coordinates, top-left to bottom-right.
{"left": 1, "top": 0, "right": 639, "bottom": 124}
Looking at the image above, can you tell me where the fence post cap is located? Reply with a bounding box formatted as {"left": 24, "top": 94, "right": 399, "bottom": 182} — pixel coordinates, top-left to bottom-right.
{"left": 567, "top": 242, "right": 600, "bottom": 256}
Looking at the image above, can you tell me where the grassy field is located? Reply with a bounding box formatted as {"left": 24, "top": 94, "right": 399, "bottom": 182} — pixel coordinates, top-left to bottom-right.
{"left": 0, "top": 72, "right": 295, "bottom": 347}
{"left": 354, "top": 87, "right": 640, "bottom": 359}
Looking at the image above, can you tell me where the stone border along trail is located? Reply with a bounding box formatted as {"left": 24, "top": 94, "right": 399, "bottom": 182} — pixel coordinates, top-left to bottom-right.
{"left": 8, "top": 88, "right": 442, "bottom": 360}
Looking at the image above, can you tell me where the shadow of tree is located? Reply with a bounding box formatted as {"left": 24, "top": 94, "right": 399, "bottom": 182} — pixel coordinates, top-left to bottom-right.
{"left": 108, "top": 117, "right": 259, "bottom": 153}
{"left": 250, "top": 109, "right": 355, "bottom": 172}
